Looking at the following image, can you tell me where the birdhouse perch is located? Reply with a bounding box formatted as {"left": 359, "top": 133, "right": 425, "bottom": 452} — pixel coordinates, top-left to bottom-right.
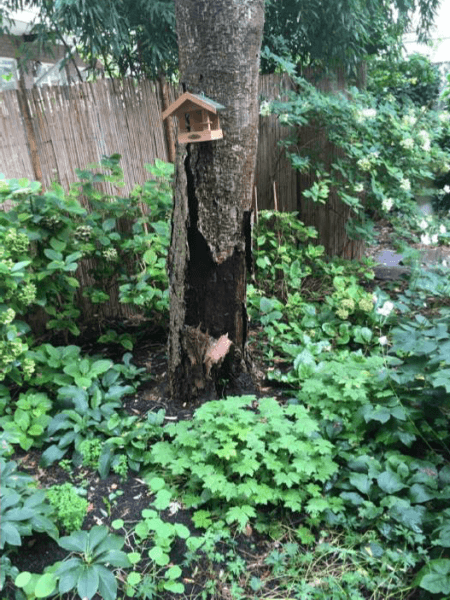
{"left": 162, "top": 92, "right": 225, "bottom": 143}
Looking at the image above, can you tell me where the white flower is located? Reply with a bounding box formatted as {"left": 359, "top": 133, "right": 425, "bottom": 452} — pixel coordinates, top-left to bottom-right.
{"left": 400, "top": 178, "right": 411, "bottom": 192}
{"left": 357, "top": 157, "right": 372, "bottom": 171}
{"left": 379, "top": 336, "right": 388, "bottom": 346}
{"left": 353, "top": 183, "right": 364, "bottom": 193}
{"left": 419, "top": 219, "right": 428, "bottom": 230}
{"left": 362, "top": 108, "right": 377, "bottom": 119}
{"left": 400, "top": 138, "right": 414, "bottom": 150}
{"left": 418, "top": 130, "right": 431, "bottom": 152}
{"left": 443, "top": 259, "right": 448, "bottom": 267}
{"left": 440, "top": 225, "right": 447, "bottom": 234}
{"left": 279, "top": 113, "right": 289, "bottom": 124}
{"left": 439, "top": 112, "right": 450, "bottom": 123}
{"left": 421, "top": 233, "right": 431, "bottom": 245}
{"left": 259, "top": 101, "right": 271, "bottom": 117}
{"left": 444, "top": 185, "right": 450, "bottom": 194}
{"left": 403, "top": 115, "right": 417, "bottom": 127}
{"left": 432, "top": 234, "right": 438, "bottom": 244}
{"left": 376, "top": 301, "right": 394, "bottom": 317}
{"left": 382, "top": 197, "right": 394, "bottom": 212}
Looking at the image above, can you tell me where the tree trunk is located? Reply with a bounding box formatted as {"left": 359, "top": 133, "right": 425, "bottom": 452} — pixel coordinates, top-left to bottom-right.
{"left": 168, "top": 0, "right": 265, "bottom": 404}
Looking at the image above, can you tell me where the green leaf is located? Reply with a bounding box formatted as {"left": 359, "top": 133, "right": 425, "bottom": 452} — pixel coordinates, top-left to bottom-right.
{"left": 225, "top": 505, "right": 256, "bottom": 530}
{"left": 102, "top": 218, "right": 116, "bottom": 231}
{"left": 349, "top": 472, "right": 372, "bottom": 495}
{"left": 58, "top": 530, "right": 88, "bottom": 553}
{"left": 1, "top": 521, "right": 22, "bottom": 547}
{"left": 43, "top": 249, "right": 63, "bottom": 262}
{"left": 408, "top": 483, "right": 436, "bottom": 503}
{"left": 10, "top": 260, "right": 31, "bottom": 272}
{"left": 163, "top": 580, "right": 185, "bottom": 593}
{"left": 90, "top": 360, "right": 113, "bottom": 378}
{"left": 431, "top": 369, "right": 450, "bottom": 392}
{"left": 96, "top": 565, "right": 118, "bottom": 600}
{"left": 127, "top": 552, "right": 141, "bottom": 565}
{"left": 174, "top": 523, "right": 191, "bottom": 539}
{"left": 192, "top": 510, "right": 212, "bottom": 529}
{"left": 436, "top": 524, "right": 450, "bottom": 547}
{"left": 415, "top": 559, "right": 450, "bottom": 595}
{"left": 152, "top": 489, "right": 172, "bottom": 510}
{"left": 148, "top": 477, "right": 166, "bottom": 492}
{"left": 35, "top": 572, "right": 57, "bottom": 598}
{"left": 40, "top": 445, "right": 67, "bottom": 467}
{"left": 165, "top": 565, "right": 182, "bottom": 580}
{"left": 377, "top": 470, "right": 406, "bottom": 494}
{"left": 58, "top": 564, "right": 82, "bottom": 594}
{"left": 98, "top": 550, "right": 130, "bottom": 568}
{"left": 15, "top": 572, "right": 32, "bottom": 588}
{"left": 77, "top": 565, "right": 99, "bottom": 600}
{"left": 148, "top": 546, "right": 170, "bottom": 566}
{"left": 50, "top": 238, "right": 67, "bottom": 251}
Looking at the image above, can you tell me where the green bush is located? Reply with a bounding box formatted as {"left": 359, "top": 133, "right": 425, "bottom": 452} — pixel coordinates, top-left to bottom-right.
{"left": 151, "top": 395, "right": 341, "bottom": 529}
{"left": 46, "top": 483, "right": 88, "bottom": 533}
{"left": 0, "top": 156, "right": 173, "bottom": 348}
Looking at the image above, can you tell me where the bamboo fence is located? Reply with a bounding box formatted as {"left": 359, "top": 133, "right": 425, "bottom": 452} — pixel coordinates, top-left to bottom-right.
{"left": 0, "top": 71, "right": 363, "bottom": 324}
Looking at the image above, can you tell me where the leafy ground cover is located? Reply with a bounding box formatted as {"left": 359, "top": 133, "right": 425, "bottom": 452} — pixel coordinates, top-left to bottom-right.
{"left": 2, "top": 119, "right": 450, "bottom": 600}
{"left": 2, "top": 194, "right": 450, "bottom": 599}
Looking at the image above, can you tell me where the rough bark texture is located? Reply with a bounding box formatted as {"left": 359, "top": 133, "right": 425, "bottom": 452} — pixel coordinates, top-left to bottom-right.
{"left": 168, "top": 0, "right": 265, "bottom": 403}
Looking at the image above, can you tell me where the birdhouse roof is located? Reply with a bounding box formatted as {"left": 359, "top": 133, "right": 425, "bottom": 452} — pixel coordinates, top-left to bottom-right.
{"left": 162, "top": 92, "right": 225, "bottom": 120}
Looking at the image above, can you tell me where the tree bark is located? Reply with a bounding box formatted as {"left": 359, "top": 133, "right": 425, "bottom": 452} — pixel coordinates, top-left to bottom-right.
{"left": 168, "top": 0, "right": 265, "bottom": 404}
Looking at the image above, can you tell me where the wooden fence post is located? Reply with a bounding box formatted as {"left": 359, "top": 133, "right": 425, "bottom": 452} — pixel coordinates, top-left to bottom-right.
{"left": 158, "top": 75, "right": 176, "bottom": 163}
{"left": 17, "top": 67, "right": 43, "bottom": 183}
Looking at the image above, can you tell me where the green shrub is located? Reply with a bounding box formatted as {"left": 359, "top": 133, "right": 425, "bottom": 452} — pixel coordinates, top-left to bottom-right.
{"left": 151, "top": 395, "right": 341, "bottom": 529}
{"left": 46, "top": 483, "right": 88, "bottom": 533}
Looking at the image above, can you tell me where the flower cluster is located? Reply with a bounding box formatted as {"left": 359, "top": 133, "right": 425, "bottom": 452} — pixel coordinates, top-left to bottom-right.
{"left": 102, "top": 247, "right": 118, "bottom": 261}
{"left": 41, "top": 215, "right": 62, "bottom": 229}
{"left": 418, "top": 130, "right": 431, "bottom": 152}
{"left": 415, "top": 216, "right": 448, "bottom": 245}
{"left": 400, "top": 138, "right": 414, "bottom": 151}
{"left": 0, "top": 308, "right": 16, "bottom": 325}
{"left": 382, "top": 197, "right": 394, "bottom": 212}
{"left": 357, "top": 158, "right": 371, "bottom": 172}
{"left": 22, "top": 357, "right": 36, "bottom": 379}
{"left": 260, "top": 100, "right": 271, "bottom": 117}
{"left": 358, "top": 297, "right": 375, "bottom": 312}
{"left": 4, "top": 230, "right": 29, "bottom": 254}
{"left": 334, "top": 293, "right": 375, "bottom": 321}
{"left": 17, "top": 283, "right": 37, "bottom": 306}
{"left": 355, "top": 107, "right": 377, "bottom": 122}
{"left": 399, "top": 178, "right": 411, "bottom": 192}
{"left": 376, "top": 300, "right": 394, "bottom": 318}
{"left": 74, "top": 225, "right": 93, "bottom": 241}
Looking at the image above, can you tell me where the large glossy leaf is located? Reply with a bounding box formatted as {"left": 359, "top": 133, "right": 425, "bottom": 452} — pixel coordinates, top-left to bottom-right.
{"left": 377, "top": 470, "right": 406, "bottom": 494}
{"left": 39, "top": 445, "right": 67, "bottom": 468}
{"left": 1, "top": 521, "right": 22, "bottom": 548}
{"left": 349, "top": 472, "right": 372, "bottom": 495}
{"left": 77, "top": 565, "right": 99, "bottom": 600}
{"left": 35, "top": 573, "right": 57, "bottom": 598}
{"left": 415, "top": 559, "right": 450, "bottom": 595}
{"left": 88, "top": 526, "right": 110, "bottom": 554}
{"left": 58, "top": 530, "right": 88, "bottom": 553}
{"left": 96, "top": 565, "right": 118, "bottom": 600}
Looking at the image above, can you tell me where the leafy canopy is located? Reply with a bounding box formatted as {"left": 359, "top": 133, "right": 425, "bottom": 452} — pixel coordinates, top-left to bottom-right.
{"left": 0, "top": 0, "right": 442, "bottom": 78}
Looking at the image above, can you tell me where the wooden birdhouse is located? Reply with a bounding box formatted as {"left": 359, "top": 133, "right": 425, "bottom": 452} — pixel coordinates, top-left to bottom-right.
{"left": 162, "top": 92, "right": 225, "bottom": 143}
